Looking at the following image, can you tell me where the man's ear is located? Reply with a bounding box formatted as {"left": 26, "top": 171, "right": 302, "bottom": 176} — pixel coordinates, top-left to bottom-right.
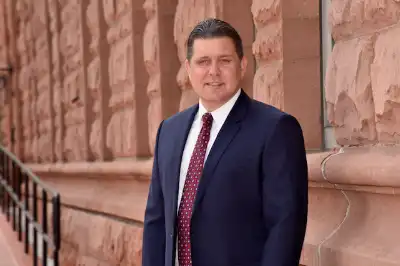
{"left": 240, "top": 56, "right": 248, "bottom": 78}
{"left": 185, "top": 59, "right": 191, "bottom": 79}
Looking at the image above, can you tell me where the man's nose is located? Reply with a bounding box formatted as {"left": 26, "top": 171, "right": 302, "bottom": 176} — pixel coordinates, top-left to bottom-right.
{"left": 209, "top": 61, "right": 221, "bottom": 76}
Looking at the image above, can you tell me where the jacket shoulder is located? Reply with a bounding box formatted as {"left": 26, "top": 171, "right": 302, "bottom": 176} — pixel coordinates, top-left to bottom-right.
{"left": 250, "top": 99, "right": 296, "bottom": 123}
{"left": 159, "top": 104, "right": 197, "bottom": 131}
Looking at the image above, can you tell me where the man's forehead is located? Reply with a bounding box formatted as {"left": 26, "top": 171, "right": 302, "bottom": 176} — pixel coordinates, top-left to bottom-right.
{"left": 191, "top": 37, "right": 236, "bottom": 57}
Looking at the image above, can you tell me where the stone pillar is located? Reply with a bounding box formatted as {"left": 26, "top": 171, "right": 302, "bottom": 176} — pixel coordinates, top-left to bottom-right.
{"left": 103, "top": 0, "right": 149, "bottom": 159}
{"left": 59, "top": 0, "right": 92, "bottom": 162}
{"left": 48, "top": 0, "right": 65, "bottom": 162}
{"left": 251, "top": 0, "right": 322, "bottom": 150}
{"left": 301, "top": 1, "right": 400, "bottom": 265}
{"left": 326, "top": 0, "right": 400, "bottom": 145}
{"left": 143, "top": 0, "right": 180, "bottom": 155}
{"left": 0, "top": 0, "right": 10, "bottom": 148}
{"left": 16, "top": 0, "right": 36, "bottom": 162}
{"left": 85, "top": 0, "right": 109, "bottom": 161}
{"left": 31, "top": 0, "right": 55, "bottom": 163}
{"left": 4, "top": 0, "right": 18, "bottom": 156}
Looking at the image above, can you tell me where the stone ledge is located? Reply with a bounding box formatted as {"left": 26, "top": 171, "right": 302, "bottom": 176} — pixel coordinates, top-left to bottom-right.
{"left": 59, "top": 207, "right": 143, "bottom": 266}
{"left": 303, "top": 145, "right": 400, "bottom": 266}
{"left": 301, "top": 187, "right": 400, "bottom": 266}
{"left": 25, "top": 145, "right": 400, "bottom": 224}
{"left": 307, "top": 145, "right": 400, "bottom": 190}
{"left": 26, "top": 158, "right": 153, "bottom": 180}
{"left": 26, "top": 159, "right": 153, "bottom": 222}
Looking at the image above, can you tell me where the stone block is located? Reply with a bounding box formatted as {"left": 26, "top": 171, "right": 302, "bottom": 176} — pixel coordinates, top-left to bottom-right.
{"left": 330, "top": 0, "right": 400, "bottom": 41}
{"left": 61, "top": 207, "right": 143, "bottom": 266}
{"left": 303, "top": 147, "right": 400, "bottom": 266}
{"left": 371, "top": 25, "right": 400, "bottom": 143}
{"left": 253, "top": 61, "right": 284, "bottom": 109}
{"left": 325, "top": 35, "right": 377, "bottom": 145}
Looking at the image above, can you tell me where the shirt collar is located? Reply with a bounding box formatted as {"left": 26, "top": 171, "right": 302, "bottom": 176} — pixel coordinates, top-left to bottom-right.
{"left": 198, "top": 88, "right": 242, "bottom": 127}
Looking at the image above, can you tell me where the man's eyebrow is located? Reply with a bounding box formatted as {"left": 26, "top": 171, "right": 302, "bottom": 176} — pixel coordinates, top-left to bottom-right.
{"left": 194, "top": 55, "right": 234, "bottom": 60}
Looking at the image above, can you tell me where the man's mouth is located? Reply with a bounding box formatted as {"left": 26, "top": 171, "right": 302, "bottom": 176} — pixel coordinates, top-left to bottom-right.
{"left": 205, "top": 82, "right": 224, "bottom": 86}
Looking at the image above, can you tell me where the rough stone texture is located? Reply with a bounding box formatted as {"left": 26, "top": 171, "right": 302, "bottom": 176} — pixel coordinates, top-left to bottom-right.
{"left": 86, "top": 0, "right": 103, "bottom": 160}
{"left": 330, "top": 0, "right": 400, "bottom": 41}
{"left": 60, "top": 0, "right": 87, "bottom": 161}
{"left": 143, "top": 0, "right": 161, "bottom": 154}
{"left": 143, "top": 0, "right": 180, "bottom": 155}
{"left": 252, "top": 0, "right": 322, "bottom": 149}
{"left": 34, "top": 0, "right": 54, "bottom": 163}
{"left": 48, "top": 0, "right": 62, "bottom": 163}
{"left": 3, "top": 0, "right": 400, "bottom": 265}
{"left": 327, "top": 0, "right": 400, "bottom": 145}
{"left": 303, "top": 147, "right": 400, "bottom": 266}
{"left": 251, "top": 0, "right": 284, "bottom": 109}
{"left": 16, "top": 0, "right": 31, "bottom": 162}
{"left": 0, "top": 1, "right": 9, "bottom": 147}
{"left": 325, "top": 36, "right": 377, "bottom": 145}
{"left": 60, "top": 207, "right": 143, "bottom": 266}
{"left": 104, "top": 0, "right": 149, "bottom": 158}
{"left": 371, "top": 26, "right": 400, "bottom": 143}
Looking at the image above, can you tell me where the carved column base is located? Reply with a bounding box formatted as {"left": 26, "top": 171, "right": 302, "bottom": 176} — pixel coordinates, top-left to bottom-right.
{"left": 303, "top": 146, "right": 400, "bottom": 266}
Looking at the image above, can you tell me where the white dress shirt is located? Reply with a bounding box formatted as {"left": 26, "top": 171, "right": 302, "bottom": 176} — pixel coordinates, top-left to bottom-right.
{"left": 175, "top": 88, "right": 241, "bottom": 265}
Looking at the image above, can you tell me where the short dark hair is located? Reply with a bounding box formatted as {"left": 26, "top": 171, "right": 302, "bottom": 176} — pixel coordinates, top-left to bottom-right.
{"left": 186, "top": 18, "right": 244, "bottom": 61}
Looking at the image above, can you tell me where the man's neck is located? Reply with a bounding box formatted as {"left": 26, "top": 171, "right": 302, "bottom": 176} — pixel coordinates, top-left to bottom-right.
{"left": 200, "top": 88, "right": 241, "bottom": 112}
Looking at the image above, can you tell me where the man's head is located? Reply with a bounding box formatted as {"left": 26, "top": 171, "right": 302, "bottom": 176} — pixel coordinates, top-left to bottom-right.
{"left": 185, "top": 18, "right": 247, "bottom": 111}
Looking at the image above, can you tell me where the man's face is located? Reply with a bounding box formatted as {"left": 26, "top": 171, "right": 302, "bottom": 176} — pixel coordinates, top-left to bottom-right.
{"left": 185, "top": 37, "right": 247, "bottom": 111}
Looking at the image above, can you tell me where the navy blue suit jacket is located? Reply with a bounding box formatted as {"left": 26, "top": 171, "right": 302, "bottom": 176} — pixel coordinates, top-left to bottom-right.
{"left": 142, "top": 91, "right": 308, "bottom": 266}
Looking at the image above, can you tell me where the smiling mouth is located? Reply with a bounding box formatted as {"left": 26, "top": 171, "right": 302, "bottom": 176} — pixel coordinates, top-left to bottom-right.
{"left": 205, "top": 82, "right": 224, "bottom": 86}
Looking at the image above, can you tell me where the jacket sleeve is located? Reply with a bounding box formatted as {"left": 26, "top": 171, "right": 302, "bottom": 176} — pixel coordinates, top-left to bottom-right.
{"left": 142, "top": 121, "right": 166, "bottom": 266}
{"left": 261, "top": 114, "right": 308, "bottom": 266}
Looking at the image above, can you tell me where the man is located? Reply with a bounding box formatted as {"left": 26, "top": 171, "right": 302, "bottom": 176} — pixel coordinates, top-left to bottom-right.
{"left": 142, "top": 18, "right": 308, "bottom": 266}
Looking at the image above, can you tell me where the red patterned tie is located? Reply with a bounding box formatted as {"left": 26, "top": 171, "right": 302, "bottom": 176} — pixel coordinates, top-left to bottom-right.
{"left": 177, "top": 112, "right": 213, "bottom": 266}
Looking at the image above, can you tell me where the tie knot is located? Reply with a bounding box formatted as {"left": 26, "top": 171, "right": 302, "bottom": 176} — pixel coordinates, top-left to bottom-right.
{"left": 202, "top": 112, "right": 213, "bottom": 127}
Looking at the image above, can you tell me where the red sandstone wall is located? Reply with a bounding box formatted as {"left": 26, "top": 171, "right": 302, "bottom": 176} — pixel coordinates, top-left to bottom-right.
{"left": 325, "top": 0, "right": 400, "bottom": 145}
{"left": 0, "top": 0, "right": 322, "bottom": 265}
{"left": 3, "top": 0, "right": 400, "bottom": 265}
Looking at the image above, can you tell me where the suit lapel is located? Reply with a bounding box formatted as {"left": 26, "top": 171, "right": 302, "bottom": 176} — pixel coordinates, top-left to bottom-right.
{"left": 193, "top": 91, "right": 250, "bottom": 215}
{"left": 170, "top": 105, "right": 198, "bottom": 221}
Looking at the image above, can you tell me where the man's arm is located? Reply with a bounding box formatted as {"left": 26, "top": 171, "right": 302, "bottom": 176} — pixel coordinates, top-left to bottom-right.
{"left": 261, "top": 114, "right": 308, "bottom": 266}
{"left": 142, "top": 121, "right": 166, "bottom": 266}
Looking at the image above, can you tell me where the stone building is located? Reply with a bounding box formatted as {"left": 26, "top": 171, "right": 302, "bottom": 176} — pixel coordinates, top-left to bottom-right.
{"left": 0, "top": 0, "right": 399, "bottom": 265}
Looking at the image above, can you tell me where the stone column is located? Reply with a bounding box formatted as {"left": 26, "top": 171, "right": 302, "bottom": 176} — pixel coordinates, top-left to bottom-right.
{"left": 0, "top": 1, "right": 10, "bottom": 148}
{"left": 251, "top": 0, "right": 322, "bottom": 150}
{"left": 31, "top": 0, "right": 55, "bottom": 163}
{"left": 103, "top": 0, "right": 149, "bottom": 159}
{"left": 85, "top": 0, "right": 110, "bottom": 161}
{"left": 48, "top": 0, "right": 65, "bottom": 162}
{"left": 16, "top": 0, "right": 29, "bottom": 162}
{"left": 4, "top": 0, "right": 18, "bottom": 156}
{"left": 326, "top": 0, "right": 400, "bottom": 145}
{"left": 301, "top": 1, "right": 400, "bottom": 265}
{"left": 59, "top": 0, "right": 92, "bottom": 162}
{"left": 143, "top": 0, "right": 180, "bottom": 155}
